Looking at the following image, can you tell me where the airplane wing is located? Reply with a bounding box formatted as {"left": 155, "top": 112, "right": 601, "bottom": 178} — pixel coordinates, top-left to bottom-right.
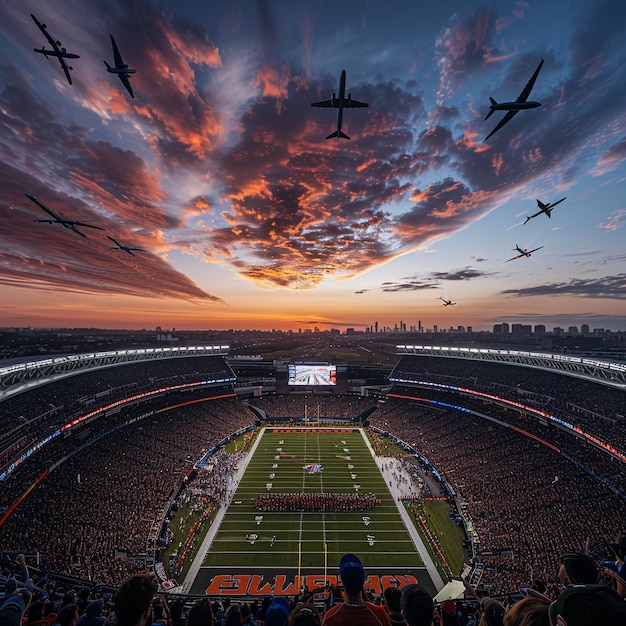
{"left": 107, "top": 235, "right": 122, "bottom": 247}
{"left": 60, "top": 58, "right": 72, "bottom": 85}
{"left": 526, "top": 245, "right": 544, "bottom": 255}
{"left": 311, "top": 99, "right": 335, "bottom": 108}
{"left": 485, "top": 109, "right": 518, "bottom": 141}
{"left": 69, "top": 226, "right": 88, "bottom": 238}
{"left": 77, "top": 222, "right": 105, "bottom": 230}
{"left": 31, "top": 14, "right": 57, "bottom": 48}
{"left": 344, "top": 99, "right": 368, "bottom": 109}
{"left": 118, "top": 74, "right": 134, "bottom": 98}
{"left": 516, "top": 58, "right": 544, "bottom": 103}
{"left": 110, "top": 35, "right": 123, "bottom": 67}
{"left": 25, "top": 193, "right": 60, "bottom": 219}
{"left": 311, "top": 98, "right": 368, "bottom": 109}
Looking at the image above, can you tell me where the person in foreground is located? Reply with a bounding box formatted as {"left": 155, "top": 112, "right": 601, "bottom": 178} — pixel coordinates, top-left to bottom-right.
{"left": 112, "top": 574, "right": 158, "bottom": 626}
{"left": 400, "top": 584, "right": 434, "bottom": 626}
{"left": 322, "top": 554, "right": 391, "bottom": 626}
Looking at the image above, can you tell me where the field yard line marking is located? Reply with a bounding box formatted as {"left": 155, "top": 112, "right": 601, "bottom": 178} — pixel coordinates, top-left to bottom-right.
{"left": 297, "top": 432, "right": 308, "bottom": 555}
{"left": 316, "top": 431, "right": 328, "bottom": 548}
{"left": 178, "top": 426, "right": 267, "bottom": 593}
{"left": 359, "top": 428, "right": 444, "bottom": 590}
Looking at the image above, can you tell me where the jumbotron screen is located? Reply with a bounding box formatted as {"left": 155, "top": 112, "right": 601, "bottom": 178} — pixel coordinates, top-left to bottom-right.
{"left": 288, "top": 363, "right": 337, "bottom": 386}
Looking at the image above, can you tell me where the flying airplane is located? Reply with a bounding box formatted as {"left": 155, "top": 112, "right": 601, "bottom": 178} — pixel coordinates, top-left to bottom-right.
{"left": 25, "top": 194, "right": 104, "bottom": 237}
{"left": 107, "top": 236, "right": 145, "bottom": 256}
{"left": 505, "top": 243, "right": 544, "bottom": 262}
{"left": 524, "top": 197, "right": 567, "bottom": 224}
{"left": 438, "top": 297, "right": 457, "bottom": 307}
{"left": 484, "top": 58, "right": 544, "bottom": 141}
{"left": 104, "top": 35, "right": 136, "bottom": 98}
{"left": 30, "top": 14, "right": 80, "bottom": 86}
{"left": 311, "top": 70, "right": 368, "bottom": 140}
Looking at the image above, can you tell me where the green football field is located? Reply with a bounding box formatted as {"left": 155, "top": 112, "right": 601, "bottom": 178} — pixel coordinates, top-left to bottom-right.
{"left": 202, "top": 427, "right": 425, "bottom": 573}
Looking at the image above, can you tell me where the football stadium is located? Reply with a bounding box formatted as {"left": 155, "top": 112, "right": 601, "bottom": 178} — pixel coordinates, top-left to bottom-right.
{"left": 1, "top": 343, "right": 625, "bottom": 622}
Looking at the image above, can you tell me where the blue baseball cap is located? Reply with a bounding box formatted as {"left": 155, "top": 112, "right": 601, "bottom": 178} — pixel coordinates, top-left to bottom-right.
{"left": 340, "top": 553, "right": 365, "bottom": 595}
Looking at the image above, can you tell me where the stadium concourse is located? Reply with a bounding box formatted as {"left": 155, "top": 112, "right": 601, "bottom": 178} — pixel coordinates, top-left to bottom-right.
{"left": 1, "top": 346, "right": 625, "bottom": 607}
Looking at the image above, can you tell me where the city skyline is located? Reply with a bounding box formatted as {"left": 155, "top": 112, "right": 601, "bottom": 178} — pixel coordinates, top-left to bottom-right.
{"left": 0, "top": 0, "right": 624, "bottom": 333}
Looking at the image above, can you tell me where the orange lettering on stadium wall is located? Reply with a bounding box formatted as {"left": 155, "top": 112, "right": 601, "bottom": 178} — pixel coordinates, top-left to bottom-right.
{"left": 205, "top": 574, "right": 420, "bottom": 596}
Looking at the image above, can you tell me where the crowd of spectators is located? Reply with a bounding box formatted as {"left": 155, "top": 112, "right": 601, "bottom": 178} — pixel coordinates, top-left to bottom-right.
{"left": 3, "top": 550, "right": 626, "bottom": 626}
{"left": 252, "top": 493, "right": 381, "bottom": 512}
{"left": 165, "top": 448, "right": 250, "bottom": 578}
{"left": 391, "top": 355, "right": 626, "bottom": 454}
{"left": 0, "top": 398, "right": 254, "bottom": 585}
{"left": 2, "top": 347, "right": 626, "bottom": 609}
{"left": 390, "top": 383, "right": 626, "bottom": 495}
{"left": 247, "top": 396, "right": 375, "bottom": 421}
{"left": 369, "top": 397, "right": 626, "bottom": 594}
{"left": 1, "top": 356, "right": 236, "bottom": 479}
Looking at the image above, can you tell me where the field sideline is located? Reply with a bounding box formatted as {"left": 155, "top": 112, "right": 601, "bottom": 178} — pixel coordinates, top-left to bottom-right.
{"left": 187, "top": 427, "right": 439, "bottom": 596}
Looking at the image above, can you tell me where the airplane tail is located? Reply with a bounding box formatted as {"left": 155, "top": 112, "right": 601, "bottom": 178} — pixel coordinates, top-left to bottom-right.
{"left": 326, "top": 130, "right": 350, "bottom": 140}
{"left": 34, "top": 47, "right": 49, "bottom": 59}
{"left": 104, "top": 60, "right": 111, "bottom": 70}
{"left": 484, "top": 97, "right": 497, "bottom": 120}
{"left": 523, "top": 216, "right": 531, "bottom": 225}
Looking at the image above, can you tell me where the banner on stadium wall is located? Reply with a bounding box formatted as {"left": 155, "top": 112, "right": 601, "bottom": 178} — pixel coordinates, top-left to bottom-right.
{"left": 205, "top": 574, "right": 420, "bottom": 596}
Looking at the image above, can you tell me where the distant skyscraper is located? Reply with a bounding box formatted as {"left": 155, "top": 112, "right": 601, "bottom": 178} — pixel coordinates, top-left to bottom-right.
{"left": 581, "top": 324, "right": 590, "bottom": 335}
{"left": 433, "top": 324, "right": 438, "bottom": 333}
{"left": 375, "top": 321, "right": 378, "bottom": 333}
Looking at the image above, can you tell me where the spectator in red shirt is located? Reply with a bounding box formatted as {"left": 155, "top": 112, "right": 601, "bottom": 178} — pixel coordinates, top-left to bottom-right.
{"left": 322, "top": 554, "right": 391, "bottom": 626}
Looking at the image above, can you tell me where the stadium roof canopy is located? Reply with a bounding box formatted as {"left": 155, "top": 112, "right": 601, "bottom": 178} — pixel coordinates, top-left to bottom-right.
{"left": 0, "top": 345, "right": 230, "bottom": 395}
{"left": 396, "top": 345, "right": 626, "bottom": 389}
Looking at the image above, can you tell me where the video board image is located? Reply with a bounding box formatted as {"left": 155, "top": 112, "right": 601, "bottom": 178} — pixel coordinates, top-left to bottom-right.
{"left": 288, "top": 364, "right": 337, "bottom": 386}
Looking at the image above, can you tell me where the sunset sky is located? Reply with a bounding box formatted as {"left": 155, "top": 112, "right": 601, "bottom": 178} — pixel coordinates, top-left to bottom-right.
{"left": 0, "top": 0, "right": 624, "bottom": 332}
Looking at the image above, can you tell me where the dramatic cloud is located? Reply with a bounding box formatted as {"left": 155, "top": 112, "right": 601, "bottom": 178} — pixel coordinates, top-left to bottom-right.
{"left": 356, "top": 267, "right": 490, "bottom": 294}
{"left": 0, "top": 0, "right": 624, "bottom": 330}
{"left": 592, "top": 137, "right": 626, "bottom": 176}
{"left": 501, "top": 275, "right": 626, "bottom": 299}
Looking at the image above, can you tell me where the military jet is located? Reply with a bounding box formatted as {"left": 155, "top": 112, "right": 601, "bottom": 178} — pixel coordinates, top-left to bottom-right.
{"left": 311, "top": 70, "right": 368, "bottom": 140}
{"left": 25, "top": 194, "right": 103, "bottom": 237}
{"left": 524, "top": 197, "right": 567, "bottom": 224}
{"left": 484, "top": 58, "right": 544, "bottom": 141}
{"left": 107, "top": 236, "right": 145, "bottom": 256}
{"left": 31, "top": 14, "right": 80, "bottom": 85}
{"left": 104, "top": 35, "right": 136, "bottom": 98}
{"left": 505, "top": 243, "right": 544, "bottom": 262}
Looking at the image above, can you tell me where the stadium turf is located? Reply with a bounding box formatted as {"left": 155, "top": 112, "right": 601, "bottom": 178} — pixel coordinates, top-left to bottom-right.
{"left": 202, "top": 428, "right": 425, "bottom": 572}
